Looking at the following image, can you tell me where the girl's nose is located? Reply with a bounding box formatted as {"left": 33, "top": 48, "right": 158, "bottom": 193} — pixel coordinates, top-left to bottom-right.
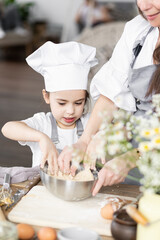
{"left": 66, "top": 104, "right": 75, "bottom": 114}
{"left": 137, "top": 0, "right": 152, "bottom": 11}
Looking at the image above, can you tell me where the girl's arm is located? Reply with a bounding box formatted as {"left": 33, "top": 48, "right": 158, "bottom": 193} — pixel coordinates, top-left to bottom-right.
{"left": 2, "top": 121, "right": 43, "bottom": 142}
{"left": 1, "top": 121, "right": 58, "bottom": 174}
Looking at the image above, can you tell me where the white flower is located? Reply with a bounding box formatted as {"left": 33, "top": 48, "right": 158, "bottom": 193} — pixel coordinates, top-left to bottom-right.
{"left": 151, "top": 136, "right": 160, "bottom": 149}
{"left": 139, "top": 129, "right": 154, "bottom": 139}
{"left": 126, "top": 122, "right": 132, "bottom": 131}
{"left": 127, "top": 132, "right": 132, "bottom": 140}
{"left": 153, "top": 127, "right": 160, "bottom": 135}
{"left": 139, "top": 141, "right": 153, "bottom": 152}
{"left": 151, "top": 177, "right": 160, "bottom": 186}
{"left": 148, "top": 151, "right": 160, "bottom": 168}
{"left": 113, "top": 122, "right": 124, "bottom": 131}
{"left": 107, "top": 144, "right": 120, "bottom": 156}
{"left": 107, "top": 131, "right": 125, "bottom": 142}
{"left": 152, "top": 94, "right": 160, "bottom": 105}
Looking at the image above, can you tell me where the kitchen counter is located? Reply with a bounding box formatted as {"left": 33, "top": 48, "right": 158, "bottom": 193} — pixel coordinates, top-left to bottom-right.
{"left": 2, "top": 180, "right": 140, "bottom": 240}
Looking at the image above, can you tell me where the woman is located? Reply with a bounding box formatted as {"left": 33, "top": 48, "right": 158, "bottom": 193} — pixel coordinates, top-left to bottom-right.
{"left": 75, "top": 0, "right": 111, "bottom": 32}
{"left": 58, "top": 0, "right": 160, "bottom": 195}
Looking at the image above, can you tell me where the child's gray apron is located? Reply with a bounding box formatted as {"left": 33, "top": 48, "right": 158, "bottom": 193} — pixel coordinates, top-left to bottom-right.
{"left": 49, "top": 113, "right": 84, "bottom": 154}
{"left": 123, "top": 26, "right": 159, "bottom": 185}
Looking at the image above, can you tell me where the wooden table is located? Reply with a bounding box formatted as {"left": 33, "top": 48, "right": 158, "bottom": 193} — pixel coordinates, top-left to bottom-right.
{"left": 2, "top": 180, "right": 140, "bottom": 240}
{"left": 97, "top": 184, "right": 140, "bottom": 240}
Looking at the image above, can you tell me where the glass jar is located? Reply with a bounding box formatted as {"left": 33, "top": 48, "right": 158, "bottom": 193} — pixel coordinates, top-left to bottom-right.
{"left": 0, "top": 221, "right": 18, "bottom": 240}
{"left": 137, "top": 192, "right": 160, "bottom": 240}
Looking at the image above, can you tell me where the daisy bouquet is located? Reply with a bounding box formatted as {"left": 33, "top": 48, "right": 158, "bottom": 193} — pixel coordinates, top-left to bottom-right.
{"left": 131, "top": 94, "right": 160, "bottom": 194}
{"left": 71, "top": 109, "right": 135, "bottom": 171}
{"left": 71, "top": 94, "right": 160, "bottom": 195}
{"left": 95, "top": 94, "right": 160, "bottom": 194}
{"left": 95, "top": 109, "right": 135, "bottom": 166}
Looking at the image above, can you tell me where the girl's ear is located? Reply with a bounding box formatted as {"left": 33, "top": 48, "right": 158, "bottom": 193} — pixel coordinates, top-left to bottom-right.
{"left": 42, "top": 89, "right": 50, "bottom": 104}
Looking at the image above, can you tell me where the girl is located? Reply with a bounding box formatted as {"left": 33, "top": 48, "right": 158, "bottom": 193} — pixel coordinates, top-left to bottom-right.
{"left": 58, "top": 0, "right": 160, "bottom": 194}
{"left": 1, "top": 41, "right": 97, "bottom": 174}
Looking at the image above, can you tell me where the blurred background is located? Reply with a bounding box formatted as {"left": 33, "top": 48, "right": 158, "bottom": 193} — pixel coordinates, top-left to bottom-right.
{"left": 0, "top": 0, "right": 138, "bottom": 167}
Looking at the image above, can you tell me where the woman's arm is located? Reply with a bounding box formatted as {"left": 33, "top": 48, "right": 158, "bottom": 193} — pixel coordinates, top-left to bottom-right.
{"left": 80, "top": 94, "right": 117, "bottom": 145}
{"left": 58, "top": 95, "right": 117, "bottom": 175}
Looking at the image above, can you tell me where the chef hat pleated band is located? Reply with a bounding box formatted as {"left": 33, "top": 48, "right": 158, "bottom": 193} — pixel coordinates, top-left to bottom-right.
{"left": 26, "top": 41, "right": 98, "bottom": 92}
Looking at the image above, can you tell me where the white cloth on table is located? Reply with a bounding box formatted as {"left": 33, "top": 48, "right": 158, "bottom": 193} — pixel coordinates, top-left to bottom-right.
{"left": 0, "top": 166, "right": 40, "bottom": 184}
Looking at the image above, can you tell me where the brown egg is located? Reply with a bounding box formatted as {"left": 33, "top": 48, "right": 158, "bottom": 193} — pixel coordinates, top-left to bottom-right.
{"left": 16, "top": 223, "right": 35, "bottom": 239}
{"left": 101, "top": 203, "right": 114, "bottom": 220}
{"left": 37, "top": 227, "right": 57, "bottom": 240}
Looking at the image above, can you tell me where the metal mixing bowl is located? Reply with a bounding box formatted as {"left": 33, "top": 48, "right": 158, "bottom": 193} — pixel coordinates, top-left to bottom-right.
{"left": 40, "top": 166, "right": 98, "bottom": 201}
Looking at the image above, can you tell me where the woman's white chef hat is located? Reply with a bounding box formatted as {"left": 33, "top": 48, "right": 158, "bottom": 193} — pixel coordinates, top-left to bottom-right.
{"left": 26, "top": 41, "right": 98, "bottom": 92}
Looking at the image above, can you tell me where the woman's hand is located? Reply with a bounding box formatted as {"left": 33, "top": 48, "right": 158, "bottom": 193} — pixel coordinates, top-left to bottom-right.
{"left": 84, "top": 131, "right": 106, "bottom": 169}
{"left": 92, "top": 152, "right": 137, "bottom": 196}
{"left": 58, "top": 140, "right": 88, "bottom": 176}
{"left": 39, "top": 134, "right": 59, "bottom": 175}
{"left": 92, "top": 160, "right": 126, "bottom": 196}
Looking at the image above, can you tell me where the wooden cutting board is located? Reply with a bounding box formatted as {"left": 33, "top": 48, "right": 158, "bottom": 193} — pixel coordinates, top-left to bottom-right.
{"left": 8, "top": 186, "right": 136, "bottom": 237}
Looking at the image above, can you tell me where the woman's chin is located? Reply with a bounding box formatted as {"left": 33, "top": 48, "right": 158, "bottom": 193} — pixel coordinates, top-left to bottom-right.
{"left": 149, "top": 21, "right": 160, "bottom": 28}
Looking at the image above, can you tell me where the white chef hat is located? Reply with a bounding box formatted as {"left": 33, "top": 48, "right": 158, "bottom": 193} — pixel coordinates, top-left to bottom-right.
{"left": 26, "top": 41, "right": 98, "bottom": 92}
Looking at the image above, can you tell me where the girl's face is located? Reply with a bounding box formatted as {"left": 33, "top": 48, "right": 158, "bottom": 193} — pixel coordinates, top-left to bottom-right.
{"left": 137, "top": 0, "right": 160, "bottom": 27}
{"left": 43, "top": 90, "right": 86, "bottom": 129}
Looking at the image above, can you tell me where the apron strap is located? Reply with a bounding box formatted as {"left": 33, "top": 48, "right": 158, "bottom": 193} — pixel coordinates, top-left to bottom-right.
{"left": 49, "top": 113, "right": 59, "bottom": 144}
{"left": 131, "top": 26, "right": 154, "bottom": 68}
{"left": 49, "top": 113, "right": 84, "bottom": 144}
{"left": 76, "top": 118, "right": 84, "bottom": 138}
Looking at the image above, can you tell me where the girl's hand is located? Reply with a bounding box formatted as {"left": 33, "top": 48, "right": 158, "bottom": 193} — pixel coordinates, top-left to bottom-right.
{"left": 58, "top": 140, "right": 87, "bottom": 176}
{"left": 39, "top": 134, "right": 59, "bottom": 175}
{"left": 92, "top": 156, "right": 131, "bottom": 196}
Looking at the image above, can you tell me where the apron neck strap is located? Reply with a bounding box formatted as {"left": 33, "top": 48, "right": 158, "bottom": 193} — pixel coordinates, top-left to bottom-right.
{"left": 131, "top": 26, "right": 154, "bottom": 68}
{"left": 49, "top": 113, "right": 59, "bottom": 144}
{"left": 49, "top": 113, "right": 84, "bottom": 144}
{"left": 76, "top": 118, "right": 84, "bottom": 138}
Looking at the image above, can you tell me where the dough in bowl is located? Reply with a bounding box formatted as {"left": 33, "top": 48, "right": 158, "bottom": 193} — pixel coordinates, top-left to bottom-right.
{"left": 48, "top": 168, "right": 94, "bottom": 181}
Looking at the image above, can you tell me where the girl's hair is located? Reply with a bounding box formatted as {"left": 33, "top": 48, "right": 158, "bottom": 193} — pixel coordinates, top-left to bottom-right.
{"left": 83, "top": 90, "right": 90, "bottom": 114}
{"left": 138, "top": 7, "right": 160, "bottom": 97}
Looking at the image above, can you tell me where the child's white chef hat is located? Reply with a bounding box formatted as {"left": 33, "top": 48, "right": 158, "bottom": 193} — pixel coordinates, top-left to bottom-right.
{"left": 26, "top": 41, "right": 98, "bottom": 92}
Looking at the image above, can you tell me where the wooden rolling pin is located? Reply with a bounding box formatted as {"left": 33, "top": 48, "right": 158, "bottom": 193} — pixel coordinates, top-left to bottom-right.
{"left": 126, "top": 205, "right": 149, "bottom": 226}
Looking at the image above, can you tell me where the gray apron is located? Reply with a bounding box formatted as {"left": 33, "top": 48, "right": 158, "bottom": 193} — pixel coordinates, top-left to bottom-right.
{"left": 123, "top": 26, "right": 159, "bottom": 185}
{"left": 49, "top": 113, "right": 84, "bottom": 154}
{"left": 128, "top": 26, "right": 158, "bottom": 116}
